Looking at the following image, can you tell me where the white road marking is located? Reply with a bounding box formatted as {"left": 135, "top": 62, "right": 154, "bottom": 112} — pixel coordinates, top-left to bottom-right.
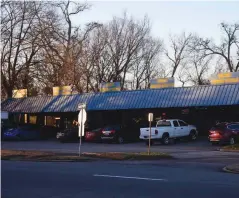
{"left": 93, "top": 174, "right": 167, "bottom": 181}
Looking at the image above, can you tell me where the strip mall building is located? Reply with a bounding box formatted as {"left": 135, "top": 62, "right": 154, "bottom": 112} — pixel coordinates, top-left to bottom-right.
{"left": 1, "top": 84, "right": 239, "bottom": 135}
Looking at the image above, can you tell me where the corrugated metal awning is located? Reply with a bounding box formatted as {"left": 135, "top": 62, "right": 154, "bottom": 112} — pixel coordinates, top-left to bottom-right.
{"left": 1, "top": 93, "right": 94, "bottom": 113}
{"left": 1, "top": 84, "right": 239, "bottom": 113}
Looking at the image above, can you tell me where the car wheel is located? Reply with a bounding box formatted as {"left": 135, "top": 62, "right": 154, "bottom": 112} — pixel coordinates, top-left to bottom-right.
{"left": 117, "top": 137, "right": 124, "bottom": 144}
{"left": 17, "top": 134, "right": 24, "bottom": 141}
{"left": 229, "top": 137, "right": 235, "bottom": 145}
{"left": 145, "top": 140, "right": 154, "bottom": 146}
{"left": 189, "top": 130, "right": 197, "bottom": 141}
{"left": 161, "top": 134, "right": 170, "bottom": 145}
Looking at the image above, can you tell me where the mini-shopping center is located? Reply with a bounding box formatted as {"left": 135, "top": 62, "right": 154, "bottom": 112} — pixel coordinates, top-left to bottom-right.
{"left": 1, "top": 84, "right": 239, "bottom": 135}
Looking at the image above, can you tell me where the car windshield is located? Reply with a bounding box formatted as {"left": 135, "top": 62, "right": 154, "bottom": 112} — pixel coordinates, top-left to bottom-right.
{"left": 2, "top": 122, "right": 18, "bottom": 128}
{"left": 212, "top": 123, "right": 226, "bottom": 130}
{"left": 156, "top": 120, "right": 171, "bottom": 127}
{"left": 103, "top": 125, "right": 120, "bottom": 130}
{"left": 19, "top": 124, "right": 39, "bottom": 129}
{"left": 91, "top": 128, "right": 102, "bottom": 132}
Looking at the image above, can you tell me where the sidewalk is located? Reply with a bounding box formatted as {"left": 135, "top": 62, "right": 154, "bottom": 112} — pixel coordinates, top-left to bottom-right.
{"left": 223, "top": 164, "right": 239, "bottom": 174}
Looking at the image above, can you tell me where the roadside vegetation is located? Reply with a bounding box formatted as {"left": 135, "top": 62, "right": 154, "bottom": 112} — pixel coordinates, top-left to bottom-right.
{"left": 1, "top": 150, "right": 172, "bottom": 161}
{"left": 83, "top": 152, "right": 173, "bottom": 160}
{"left": 222, "top": 144, "right": 239, "bottom": 151}
{"left": 1, "top": 150, "right": 92, "bottom": 162}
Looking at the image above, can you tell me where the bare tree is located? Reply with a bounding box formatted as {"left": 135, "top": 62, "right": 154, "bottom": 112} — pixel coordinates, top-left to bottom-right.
{"left": 89, "top": 26, "right": 113, "bottom": 91}
{"left": 1, "top": 1, "right": 46, "bottom": 97}
{"left": 194, "top": 23, "right": 239, "bottom": 72}
{"left": 165, "top": 32, "right": 194, "bottom": 77}
{"left": 131, "top": 37, "right": 164, "bottom": 89}
{"left": 84, "top": 13, "right": 158, "bottom": 91}
{"left": 176, "top": 63, "right": 190, "bottom": 87}
{"left": 36, "top": 0, "right": 100, "bottom": 90}
{"left": 187, "top": 53, "right": 212, "bottom": 85}
{"left": 104, "top": 13, "right": 152, "bottom": 89}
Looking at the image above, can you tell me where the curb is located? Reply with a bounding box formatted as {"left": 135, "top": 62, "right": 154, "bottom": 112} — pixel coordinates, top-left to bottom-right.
{"left": 222, "top": 167, "right": 239, "bottom": 174}
{"left": 1, "top": 158, "right": 94, "bottom": 162}
{"left": 219, "top": 149, "right": 239, "bottom": 152}
{"left": 1, "top": 156, "right": 173, "bottom": 162}
{"left": 1, "top": 156, "right": 95, "bottom": 162}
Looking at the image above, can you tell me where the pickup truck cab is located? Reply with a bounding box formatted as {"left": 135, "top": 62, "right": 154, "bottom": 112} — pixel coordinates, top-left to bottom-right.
{"left": 139, "top": 119, "right": 198, "bottom": 145}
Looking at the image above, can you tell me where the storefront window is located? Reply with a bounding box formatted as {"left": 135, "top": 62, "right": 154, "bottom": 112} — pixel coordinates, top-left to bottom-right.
{"left": 24, "top": 114, "right": 28, "bottom": 123}
{"left": 45, "top": 116, "right": 56, "bottom": 126}
{"left": 29, "top": 115, "right": 37, "bottom": 124}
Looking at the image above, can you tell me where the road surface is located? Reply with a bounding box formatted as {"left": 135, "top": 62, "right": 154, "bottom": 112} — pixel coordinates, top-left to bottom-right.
{"left": 2, "top": 139, "right": 239, "bottom": 162}
{"left": 2, "top": 160, "right": 239, "bottom": 198}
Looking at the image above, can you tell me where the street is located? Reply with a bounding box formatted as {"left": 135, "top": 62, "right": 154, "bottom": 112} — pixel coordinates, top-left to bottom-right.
{"left": 2, "top": 160, "right": 239, "bottom": 198}
{"left": 2, "top": 138, "right": 239, "bottom": 198}
{"left": 2, "top": 139, "right": 239, "bottom": 163}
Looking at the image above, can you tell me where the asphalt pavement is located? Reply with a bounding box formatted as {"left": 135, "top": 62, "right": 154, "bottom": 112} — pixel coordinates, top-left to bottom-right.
{"left": 2, "top": 138, "right": 239, "bottom": 163}
{"left": 2, "top": 160, "right": 239, "bottom": 198}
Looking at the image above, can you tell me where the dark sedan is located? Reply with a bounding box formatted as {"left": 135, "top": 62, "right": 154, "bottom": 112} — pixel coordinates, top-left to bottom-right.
{"left": 40, "top": 125, "right": 61, "bottom": 139}
{"left": 100, "top": 124, "right": 140, "bottom": 144}
{"left": 3, "top": 124, "right": 42, "bottom": 141}
{"left": 56, "top": 127, "right": 79, "bottom": 143}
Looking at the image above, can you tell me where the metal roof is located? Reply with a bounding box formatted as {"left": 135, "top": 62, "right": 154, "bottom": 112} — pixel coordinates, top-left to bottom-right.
{"left": 1, "top": 84, "right": 239, "bottom": 113}
{"left": 1, "top": 93, "right": 94, "bottom": 113}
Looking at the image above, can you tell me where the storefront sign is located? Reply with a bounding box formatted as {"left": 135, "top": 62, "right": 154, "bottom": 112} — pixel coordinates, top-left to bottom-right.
{"left": 53, "top": 86, "right": 72, "bottom": 96}
{"left": 150, "top": 78, "right": 174, "bottom": 89}
{"left": 12, "top": 89, "right": 27, "bottom": 98}
{"left": 210, "top": 72, "right": 239, "bottom": 85}
{"left": 100, "top": 82, "right": 121, "bottom": 92}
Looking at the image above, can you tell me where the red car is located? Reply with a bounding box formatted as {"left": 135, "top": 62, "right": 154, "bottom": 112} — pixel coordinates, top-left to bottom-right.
{"left": 85, "top": 128, "right": 102, "bottom": 142}
{"left": 209, "top": 122, "right": 239, "bottom": 145}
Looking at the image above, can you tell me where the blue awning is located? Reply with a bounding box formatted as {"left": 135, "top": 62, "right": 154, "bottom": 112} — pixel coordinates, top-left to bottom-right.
{"left": 1, "top": 84, "right": 239, "bottom": 113}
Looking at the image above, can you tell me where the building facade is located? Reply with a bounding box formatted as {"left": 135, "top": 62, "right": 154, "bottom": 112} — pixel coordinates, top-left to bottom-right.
{"left": 2, "top": 84, "right": 239, "bottom": 135}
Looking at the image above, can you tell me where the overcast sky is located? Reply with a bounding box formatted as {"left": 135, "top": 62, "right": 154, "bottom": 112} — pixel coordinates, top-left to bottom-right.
{"left": 73, "top": 0, "right": 239, "bottom": 44}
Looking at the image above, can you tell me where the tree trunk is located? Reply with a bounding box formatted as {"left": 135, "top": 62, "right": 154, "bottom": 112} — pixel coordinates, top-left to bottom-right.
{"left": 7, "top": 86, "right": 13, "bottom": 98}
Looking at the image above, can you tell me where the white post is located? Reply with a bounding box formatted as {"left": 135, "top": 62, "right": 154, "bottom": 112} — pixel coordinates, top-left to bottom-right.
{"left": 148, "top": 120, "right": 151, "bottom": 155}
{"left": 78, "top": 103, "right": 87, "bottom": 157}
{"left": 79, "top": 109, "right": 83, "bottom": 157}
{"left": 148, "top": 113, "right": 153, "bottom": 155}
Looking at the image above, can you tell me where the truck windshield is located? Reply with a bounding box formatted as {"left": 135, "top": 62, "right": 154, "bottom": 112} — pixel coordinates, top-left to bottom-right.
{"left": 156, "top": 121, "right": 171, "bottom": 127}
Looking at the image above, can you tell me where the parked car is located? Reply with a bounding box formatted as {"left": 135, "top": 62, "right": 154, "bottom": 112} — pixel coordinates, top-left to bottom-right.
{"left": 56, "top": 127, "right": 79, "bottom": 143}
{"left": 40, "top": 125, "right": 61, "bottom": 139}
{"left": 85, "top": 128, "right": 102, "bottom": 142}
{"left": 139, "top": 119, "right": 198, "bottom": 145}
{"left": 208, "top": 122, "right": 239, "bottom": 145}
{"left": 1, "top": 121, "right": 18, "bottom": 139}
{"left": 100, "top": 124, "right": 140, "bottom": 144}
{"left": 3, "top": 124, "right": 42, "bottom": 140}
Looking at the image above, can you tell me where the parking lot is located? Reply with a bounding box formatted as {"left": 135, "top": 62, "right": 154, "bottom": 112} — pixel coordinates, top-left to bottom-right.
{"left": 2, "top": 138, "right": 239, "bottom": 163}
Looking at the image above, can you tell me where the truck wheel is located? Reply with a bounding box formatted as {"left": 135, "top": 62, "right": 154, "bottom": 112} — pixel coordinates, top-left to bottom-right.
{"left": 161, "top": 134, "right": 169, "bottom": 145}
{"left": 189, "top": 130, "right": 197, "bottom": 141}
{"left": 145, "top": 140, "right": 154, "bottom": 146}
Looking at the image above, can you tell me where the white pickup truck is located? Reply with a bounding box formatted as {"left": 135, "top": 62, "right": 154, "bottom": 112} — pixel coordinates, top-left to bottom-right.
{"left": 140, "top": 119, "right": 198, "bottom": 145}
